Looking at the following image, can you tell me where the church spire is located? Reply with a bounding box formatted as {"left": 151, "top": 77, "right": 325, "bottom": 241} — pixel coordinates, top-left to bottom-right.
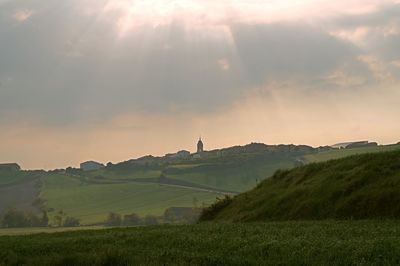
{"left": 197, "top": 137, "right": 204, "bottom": 153}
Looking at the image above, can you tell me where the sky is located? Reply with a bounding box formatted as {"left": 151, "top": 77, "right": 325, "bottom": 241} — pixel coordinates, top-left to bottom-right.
{"left": 0, "top": 0, "right": 400, "bottom": 169}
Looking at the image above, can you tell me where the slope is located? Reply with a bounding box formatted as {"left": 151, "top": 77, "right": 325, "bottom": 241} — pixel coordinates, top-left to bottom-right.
{"left": 0, "top": 170, "right": 43, "bottom": 214}
{"left": 200, "top": 149, "right": 400, "bottom": 221}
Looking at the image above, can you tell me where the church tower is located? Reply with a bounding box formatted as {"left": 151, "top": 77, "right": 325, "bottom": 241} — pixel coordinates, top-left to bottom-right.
{"left": 197, "top": 137, "right": 204, "bottom": 153}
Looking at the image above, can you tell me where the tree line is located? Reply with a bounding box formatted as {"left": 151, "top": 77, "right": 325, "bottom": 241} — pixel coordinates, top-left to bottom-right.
{"left": 0, "top": 209, "right": 80, "bottom": 228}
{"left": 104, "top": 207, "right": 202, "bottom": 226}
{"left": 1, "top": 206, "right": 201, "bottom": 228}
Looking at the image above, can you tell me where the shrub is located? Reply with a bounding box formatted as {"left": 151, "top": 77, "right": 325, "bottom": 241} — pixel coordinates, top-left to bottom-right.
{"left": 123, "top": 213, "right": 142, "bottom": 226}
{"left": 105, "top": 212, "right": 122, "bottom": 226}
{"left": 144, "top": 215, "right": 159, "bottom": 225}
{"left": 198, "top": 196, "right": 233, "bottom": 221}
{"left": 63, "top": 217, "right": 80, "bottom": 227}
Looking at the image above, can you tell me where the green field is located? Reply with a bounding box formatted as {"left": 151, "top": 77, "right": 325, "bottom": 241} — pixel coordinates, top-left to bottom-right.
{"left": 304, "top": 144, "right": 400, "bottom": 163}
{"left": 165, "top": 158, "right": 294, "bottom": 192}
{"left": 201, "top": 149, "right": 400, "bottom": 222}
{"left": 40, "top": 173, "right": 218, "bottom": 225}
{"left": 1, "top": 220, "right": 399, "bottom": 265}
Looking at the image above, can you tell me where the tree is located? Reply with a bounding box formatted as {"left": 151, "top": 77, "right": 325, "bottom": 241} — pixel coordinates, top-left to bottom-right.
{"left": 105, "top": 212, "right": 122, "bottom": 226}
{"left": 41, "top": 211, "right": 49, "bottom": 227}
{"left": 193, "top": 196, "right": 198, "bottom": 209}
{"left": 54, "top": 210, "right": 66, "bottom": 227}
{"left": 63, "top": 217, "right": 80, "bottom": 227}
{"left": 26, "top": 213, "right": 42, "bottom": 227}
{"left": 123, "top": 213, "right": 142, "bottom": 226}
{"left": 144, "top": 215, "right": 159, "bottom": 225}
{"left": 1, "top": 209, "right": 28, "bottom": 228}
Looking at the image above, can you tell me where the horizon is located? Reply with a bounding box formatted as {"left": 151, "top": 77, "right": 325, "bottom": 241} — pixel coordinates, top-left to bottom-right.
{"left": 3, "top": 138, "right": 398, "bottom": 170}
{"left": 1, "top": 0, "right": 400, "bottom": 169}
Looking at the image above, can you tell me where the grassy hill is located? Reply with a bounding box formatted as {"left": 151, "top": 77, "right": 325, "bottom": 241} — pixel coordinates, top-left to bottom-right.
{"left": 1, "top": 220, "right": 400, "bottom": 265}
{"left": 90, "top": 144, "right": 317, "bottom": 192}
{"left": 86, "top": 143, "right": 400, "bottom": 193}
{"left": 200, "top": 149, "right": 400, "bottom": 221}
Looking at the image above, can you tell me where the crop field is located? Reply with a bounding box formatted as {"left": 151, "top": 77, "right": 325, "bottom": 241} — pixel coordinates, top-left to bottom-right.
{"left": 1, "top": 220, "right": 399, "bottom": 265}
{"left": 40, "top": 173, "right": 218, "bottom": 225}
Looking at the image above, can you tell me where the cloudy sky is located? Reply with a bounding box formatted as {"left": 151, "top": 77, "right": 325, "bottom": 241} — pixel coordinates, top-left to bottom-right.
{"left": 1, "top": 0, "right": 400, "bottom": 169}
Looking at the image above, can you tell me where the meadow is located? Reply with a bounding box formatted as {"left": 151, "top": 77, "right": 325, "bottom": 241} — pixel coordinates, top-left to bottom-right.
{"left": 40, "top": 173, "right": 218, "bottom": 225}
{"left": 1, "top": 220, "right": 399, "bottom": 265}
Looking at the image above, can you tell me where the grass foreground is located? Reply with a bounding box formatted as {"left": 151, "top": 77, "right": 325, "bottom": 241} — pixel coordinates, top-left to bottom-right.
{"left": 1, "top": 220, "right": 400, "bottom": 265}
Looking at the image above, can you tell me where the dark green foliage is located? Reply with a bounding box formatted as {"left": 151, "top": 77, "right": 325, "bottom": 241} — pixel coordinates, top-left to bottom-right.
{"left": 53, "top": 210, "right": 66, "bottom": 227}
{"left": 63, "top": 217, "right": 80, "bottom": 227}
{"left": 144, "top": 215, "right": 159, "bottom": 225}
{"left": 198, "top": 196, "right": 233, "bottom": 222}
{"left": 123, "top": 213, "right": 142, "bottom": 226}
{"left": 1, "top": 209, "right": 28, "bottom": 228}
{"left": 201, "top": 150, "right": 400, "bottom": 221}
{"left": 1, "top": 209, "right": 48, "bottom": 228}
{"left": 105, "top": 212, "right": 122, "bottom": 226}
{"left": 163, "top": 207, "right": 201, "bottom": 224}
{"left": 1, "top": 221, "right": 400, "bottom": 265}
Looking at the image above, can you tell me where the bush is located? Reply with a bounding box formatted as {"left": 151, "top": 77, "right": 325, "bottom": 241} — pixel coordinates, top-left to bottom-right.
{"left": 1, "top": 209, "right": 28, "bottom": 228}
{"left": 144, "top": 215, "right": 159, "bottom": 225}
{"left": 1, "top": 209, "right": 48, "bottom": 228}
{"left": 198, "top": 196, "right": 233, "bottom": 222}
{"left": 63, "top": 217, "right": 80, "bottom": 227}
{"left": 123, "top": 213, "right": 142, "bottom": 226}
{"left": 105, "top": 212, "right": 122, "bottom": 226}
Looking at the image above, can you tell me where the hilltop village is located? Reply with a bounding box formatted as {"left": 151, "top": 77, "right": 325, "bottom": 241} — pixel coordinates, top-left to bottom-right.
{"left": 79, "top": 139, "right": 379, "bottom": 171}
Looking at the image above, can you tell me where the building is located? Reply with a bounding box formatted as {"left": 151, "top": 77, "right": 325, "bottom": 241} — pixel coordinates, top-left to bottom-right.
{"left": 176, "top": 150, "right": 190, "bottom": 158}
{"left": 330, "top": 141, "right": 377, "bottom": 149}
{"left": 165, "top": 150, "right": 191, "bottom": 160}
{"left": 197, "top": 137, "right": 204, "bottom": 153}
{"left": 80, "top": 161, "right": 105, "bottom": 171}
{"left": 0, "top": 163, "right": 21, "bottom": 171}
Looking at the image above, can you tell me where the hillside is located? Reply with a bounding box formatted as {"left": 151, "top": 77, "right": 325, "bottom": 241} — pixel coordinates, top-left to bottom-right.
{"left": 0, "top": 170, "right": 42, "bottom": 215}
{"left": 92, "top": 143, "right": 318, "bottom": 192}
{"left": 200, "top": 149, "right": 400, "bottom": 221}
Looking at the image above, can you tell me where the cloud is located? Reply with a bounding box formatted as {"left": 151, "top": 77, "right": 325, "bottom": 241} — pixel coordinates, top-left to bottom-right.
{"left": 217, "top": 58, "right": 230, "bottom": 71}
{"left": 12, "top": 9, "right": 34, "bottom": 22}
{"left": 1, "top": 0, "right": 400, "bottom": 169}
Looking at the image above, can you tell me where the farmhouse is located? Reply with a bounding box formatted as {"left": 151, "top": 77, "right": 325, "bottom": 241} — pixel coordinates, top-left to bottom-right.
{"left": 0, "top": 163, "right": 21, "bottom": 171}
{"left": 80, "top": 161, "right": 105, "bottom": 171}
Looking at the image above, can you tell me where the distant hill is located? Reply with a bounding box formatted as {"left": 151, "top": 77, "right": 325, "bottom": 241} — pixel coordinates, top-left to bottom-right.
{"left": 103, "top": 143, "right": 318, "bottom": 192}
{"left": 2, "top": 142, "right": 399, "bottom": 225}
{"left": 200, "top": 149, "right": 400, "bottom": 222}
